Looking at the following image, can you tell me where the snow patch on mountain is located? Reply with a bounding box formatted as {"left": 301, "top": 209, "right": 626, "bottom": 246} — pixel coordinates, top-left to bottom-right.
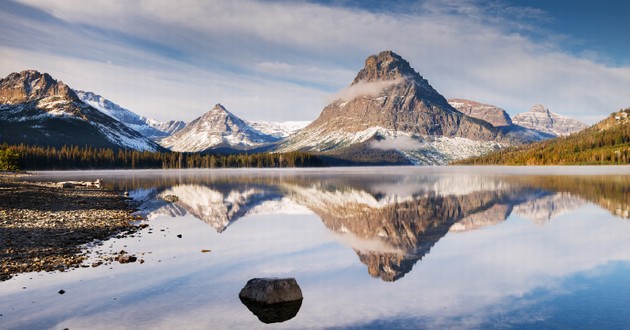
{"left": 280, "top": 126, "right": 501, "bottom": 165}
{"left": 246, "top": 120, "right": 310, "bottom": 138}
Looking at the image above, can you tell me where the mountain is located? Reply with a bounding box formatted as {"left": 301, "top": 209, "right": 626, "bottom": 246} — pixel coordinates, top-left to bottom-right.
{"left": 448, "top": 98, "right": 512, "bottom": 127}
{"left": 76, "top": 90, "right": 185, "bottom": 140}
{"left": 246, "top": 120, "right": 310, "bottom": 138}
{"left": 512, "top": 104, "right": 588, "bottom": 136}
{"left": 159, "top": 103, "right": 279, "bottom": 152}
{"left": 277, "top": 51, "right": 514, "bottom": 165}
{"left": 455, "top": 108, "right": 630, "bottom": 165}
{"left": 0, "top": 70, "right": 162, "bottom": 151}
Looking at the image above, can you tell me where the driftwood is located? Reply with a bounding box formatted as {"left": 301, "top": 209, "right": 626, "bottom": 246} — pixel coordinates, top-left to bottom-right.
{"left": 57, "top": 179, "right": 102, "bottom": 189}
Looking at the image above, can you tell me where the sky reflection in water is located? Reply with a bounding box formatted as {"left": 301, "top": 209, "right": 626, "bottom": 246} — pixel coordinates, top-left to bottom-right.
{"left": 2, "top": 167, "right": 630, "bottom": 329}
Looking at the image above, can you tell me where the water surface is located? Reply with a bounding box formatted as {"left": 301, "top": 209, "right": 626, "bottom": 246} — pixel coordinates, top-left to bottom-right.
{"left": 2, "top": 166, "right": 630, "bottom": 329}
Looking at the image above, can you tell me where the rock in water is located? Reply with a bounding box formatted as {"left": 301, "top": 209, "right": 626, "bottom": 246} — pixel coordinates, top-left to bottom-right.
{"left": 239, "top": 278, "right": 303, "bottom": 304}
{"left": 238, "top": 278, "right": 303, "bottom": 324}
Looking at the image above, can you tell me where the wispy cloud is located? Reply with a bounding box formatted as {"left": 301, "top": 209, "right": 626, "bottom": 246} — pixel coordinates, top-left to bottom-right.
{"left": 328, "top": 78, "right": 403, "bottom": 102}
{"left": 1, "top": 0, "right": 629, "bottom": 123}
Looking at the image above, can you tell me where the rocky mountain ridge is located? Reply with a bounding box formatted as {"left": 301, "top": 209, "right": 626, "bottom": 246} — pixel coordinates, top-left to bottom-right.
{"left": 0, "top": 70, "right": 161, "bottom": 151}
{"left": 76, "top": 90, "right": 186, "bottom": 140}
{"left": 512, "top": 104, "right": 588, "bottom": 136}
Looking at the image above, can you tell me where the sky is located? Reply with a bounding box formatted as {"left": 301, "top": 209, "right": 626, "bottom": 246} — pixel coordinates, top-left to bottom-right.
{"left": 0, "top": 0, "right": 628, "bottom": 124}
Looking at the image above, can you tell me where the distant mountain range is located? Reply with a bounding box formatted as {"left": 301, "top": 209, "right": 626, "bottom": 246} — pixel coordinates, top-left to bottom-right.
{"left": 0, "top": 51, "right": 598, "bottom": 164}
{"left": 455, "top": 108, "right": 630, "bottom": 165}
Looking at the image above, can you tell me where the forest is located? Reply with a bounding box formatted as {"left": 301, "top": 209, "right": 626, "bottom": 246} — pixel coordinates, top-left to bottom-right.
{"left": 0, "top": 143, "right": 324, "bottom": 170}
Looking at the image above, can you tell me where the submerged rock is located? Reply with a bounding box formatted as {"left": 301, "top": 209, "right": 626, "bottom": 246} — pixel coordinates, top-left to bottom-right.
{"left": 238, "top": 278, "right": 303, "bottom": 323}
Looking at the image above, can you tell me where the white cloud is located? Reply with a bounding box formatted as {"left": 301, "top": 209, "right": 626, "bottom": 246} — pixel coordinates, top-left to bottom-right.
{"left": 2, "top": 0, "right": 629, "bottom": 124}
{"left": 327, "top": 78, "right": 403, "bottom": 103}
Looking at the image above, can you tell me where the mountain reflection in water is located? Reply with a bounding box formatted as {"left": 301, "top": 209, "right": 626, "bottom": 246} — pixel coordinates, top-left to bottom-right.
{"left": 128, "top": 171, "right": 630, "bottom": 282}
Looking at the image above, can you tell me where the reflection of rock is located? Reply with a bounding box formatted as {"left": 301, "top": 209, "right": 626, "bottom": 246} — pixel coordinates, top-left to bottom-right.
{"left": 513, "top": 192, "right": 585, "bottom": 224}
{"left": 138, "top": 184, "right": 310, "bottom": 233}
{"left": 288, "top": 182, "right": 534, "bottom": 281}
{"left": 450, "top": 204, "right": 512, "bottom": 232}
{"left": 239, "top": 278, "right": 303, "bottom": 324}
{"left": 239, "top": 298, "right": 303, "bottom": 324}
{"left": 156, "top": 184, "right": 284, "bottom": 232}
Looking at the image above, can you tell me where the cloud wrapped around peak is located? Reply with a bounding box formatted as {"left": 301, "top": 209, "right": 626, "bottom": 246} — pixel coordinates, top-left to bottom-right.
{"left": 328, "top": 78, "right": 403, "bottom": 103}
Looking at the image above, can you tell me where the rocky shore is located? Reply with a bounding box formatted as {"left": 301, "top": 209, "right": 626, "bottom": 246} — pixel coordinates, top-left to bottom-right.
{"left": 0, "top": 180, "right": 141, "bottom": 281}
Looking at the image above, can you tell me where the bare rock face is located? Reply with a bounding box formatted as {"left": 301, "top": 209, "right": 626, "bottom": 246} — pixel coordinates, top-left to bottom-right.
{"left": 512, "top": 104, "right": 588, "bottom": 136}
{"left": 239, "top": 278, "right": 303, "bottom": 304}
{"left": 448, "top": 98, "right": 513, "bottom": 127}
{"left": 0, "top": 70, "right": 78, "bottom": 104}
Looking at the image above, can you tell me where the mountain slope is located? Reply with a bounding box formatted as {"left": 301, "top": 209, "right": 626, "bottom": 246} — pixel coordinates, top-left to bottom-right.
{"left": 455, "top": 108, "right": 630, "bottom": 165}
{"left": 0, "top": 70, "right": 162, "bottom": 151}
{"left": 512, "top": 104, "right": 588, "bottom": 136}
{"left": 246, "top": 120, "right": 310, "bottom": 138}
{"left": 76, "top": 90, "right": 185, "bottom": 140}
{"left": 448, "top": 98, "right": 513, "bottom": 127}
{"left": 160, "top": 104, "right": 279, "bottom": 152}
{"left": 277, "top": 51, "right": 512, "bottom": 164}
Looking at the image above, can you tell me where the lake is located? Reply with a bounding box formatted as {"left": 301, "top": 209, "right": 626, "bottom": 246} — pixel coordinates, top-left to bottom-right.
{"left": 2, "top": 166, "right": 630, "bottom": 329}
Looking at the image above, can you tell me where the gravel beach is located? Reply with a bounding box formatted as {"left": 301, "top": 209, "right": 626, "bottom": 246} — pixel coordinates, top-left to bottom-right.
{"left": 0, "top": 180, "right": 141, "bottom": 281}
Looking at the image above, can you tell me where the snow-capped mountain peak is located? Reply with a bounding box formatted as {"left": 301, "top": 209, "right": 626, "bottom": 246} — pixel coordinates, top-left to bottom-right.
{"left": 159, "top": 103, "right": 279, "bottom": 152}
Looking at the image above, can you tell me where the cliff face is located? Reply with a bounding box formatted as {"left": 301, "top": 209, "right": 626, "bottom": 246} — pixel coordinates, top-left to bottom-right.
{"left": 0, "top": 70, "right": 78, "bottom": 105}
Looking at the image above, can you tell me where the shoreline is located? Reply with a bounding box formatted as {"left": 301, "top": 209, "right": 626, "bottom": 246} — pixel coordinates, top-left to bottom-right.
{"left": 0, "top": 180, "right": 142, "bottom": 281}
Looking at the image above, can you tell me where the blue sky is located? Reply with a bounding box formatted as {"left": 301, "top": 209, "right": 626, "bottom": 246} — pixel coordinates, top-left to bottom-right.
{"left": 0, "top": 0, "right": 628, "bottom": 124}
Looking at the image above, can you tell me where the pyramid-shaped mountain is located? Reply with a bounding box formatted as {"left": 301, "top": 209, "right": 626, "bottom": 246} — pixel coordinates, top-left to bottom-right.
{"left": 277, "top": 51, "right": 507, "bottom": 164}
{"left": 160, "top": 104, "right": 278, "bottom": 152}
{"left": 0, "top": 70, "right": 162, "bottom": 151}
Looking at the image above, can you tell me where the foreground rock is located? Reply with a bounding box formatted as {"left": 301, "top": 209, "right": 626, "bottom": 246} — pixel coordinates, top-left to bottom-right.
{"left": 239, "top": 277, "right": 303, "bottom": 304}
{"left": 238, "top": 278, "right": 303, "bottom": 323}
{"left": 0, "top": 181, "right": 141, "bottom": 281}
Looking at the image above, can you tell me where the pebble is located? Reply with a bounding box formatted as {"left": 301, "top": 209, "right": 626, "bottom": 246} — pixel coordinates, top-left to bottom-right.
{"left": 0, "top": 181, "right": 143, "bottom": 281}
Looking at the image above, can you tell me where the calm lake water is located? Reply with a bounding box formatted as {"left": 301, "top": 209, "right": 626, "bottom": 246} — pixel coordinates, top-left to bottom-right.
{"left": 2, "top": 166, "right": 630, "bottom": 329}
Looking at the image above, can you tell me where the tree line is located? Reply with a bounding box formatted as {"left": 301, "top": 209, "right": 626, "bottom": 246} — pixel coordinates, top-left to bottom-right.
{"left": 0, "top": 143, "right": 324, "bottom": 170}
